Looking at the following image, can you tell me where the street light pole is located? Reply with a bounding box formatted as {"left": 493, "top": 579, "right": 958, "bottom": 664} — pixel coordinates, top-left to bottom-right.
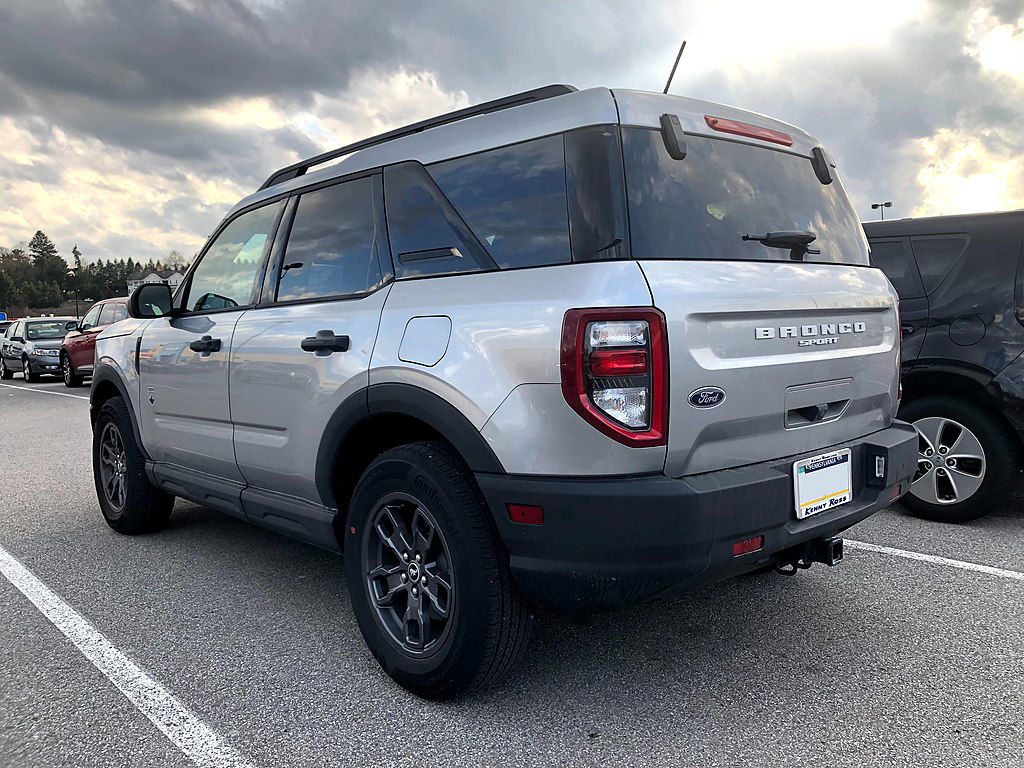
{"left": 871, "top": 201, "right": 893, "bottom": 221}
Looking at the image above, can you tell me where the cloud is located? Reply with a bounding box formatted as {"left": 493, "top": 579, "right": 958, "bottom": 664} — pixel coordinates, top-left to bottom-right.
{"left": 0, "top": 0, "right": 1022, "bottom": 264}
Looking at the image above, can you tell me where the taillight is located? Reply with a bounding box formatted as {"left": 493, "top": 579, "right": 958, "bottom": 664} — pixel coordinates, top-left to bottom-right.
{"left": 704, "top": 115, "right": 793, "bottom": 147}
{"left": 560, "top": 308, "right": 668, "bottom": 447}
{"left": 895, "top": 302, "right": 903, "bottom": 401}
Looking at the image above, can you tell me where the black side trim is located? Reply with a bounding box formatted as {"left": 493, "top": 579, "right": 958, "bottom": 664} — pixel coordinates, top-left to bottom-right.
{"left": 314, "top": 388, "right": 372, "bottom": 507}
{"left": 241, "top": 487, "right": 341, "bottom": 553}
{"left": 148, "top": 461, "right": 246, "bottom": 521}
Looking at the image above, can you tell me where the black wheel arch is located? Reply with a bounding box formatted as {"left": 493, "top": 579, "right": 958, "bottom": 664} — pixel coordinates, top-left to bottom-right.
{"left": 90, "top": 365, "right": 150, "bottom": 460}
{"left": 316, "top": 382, "right": 505, "bottom": 515}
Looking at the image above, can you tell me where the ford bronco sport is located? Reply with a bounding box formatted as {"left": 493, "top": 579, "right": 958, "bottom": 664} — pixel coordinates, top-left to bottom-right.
{"left": 90, "top": 85, "right": 917, "bottom": 698}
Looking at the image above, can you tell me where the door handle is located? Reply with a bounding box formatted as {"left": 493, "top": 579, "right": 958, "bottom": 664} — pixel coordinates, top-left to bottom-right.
{"left": 301, "top": 330, "right": 350, "bottom": 356}
{"left": 900, "top": 324, "right": 914, "bottom": 335}
{"left": 188, "top": 335, "right": 222, "bottom": 355}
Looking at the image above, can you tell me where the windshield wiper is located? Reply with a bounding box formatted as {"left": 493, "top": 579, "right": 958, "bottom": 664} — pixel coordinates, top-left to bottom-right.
{"left": 742, "top": 230, "right": 821, "bottom": 261}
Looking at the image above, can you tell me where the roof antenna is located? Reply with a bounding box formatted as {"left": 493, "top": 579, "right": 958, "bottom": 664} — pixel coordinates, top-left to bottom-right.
{"left": 663, "top": 40, "right": 687, "bottom": 94}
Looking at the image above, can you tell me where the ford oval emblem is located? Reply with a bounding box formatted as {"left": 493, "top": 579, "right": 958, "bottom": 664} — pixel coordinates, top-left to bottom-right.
{"left": 688, "top": 387, "right": 726, "bottom": 409}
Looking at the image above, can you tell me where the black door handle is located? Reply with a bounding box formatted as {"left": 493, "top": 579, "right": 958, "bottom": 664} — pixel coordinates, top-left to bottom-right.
{"left": 301, "top": 330, "right": 350, "bottom": 356}
{"left": 189, "top": 335, "right": 222, "bottom": 355}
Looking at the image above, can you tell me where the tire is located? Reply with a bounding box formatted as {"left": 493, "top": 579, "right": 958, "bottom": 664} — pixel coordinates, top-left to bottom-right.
{"left": 61, "top": 353, "right": 84, "bottom": 388}
{"left": 92, "top": 396, "right": 174, "bottom": 534}
{"left": 0, "top": 357, "right": 11, "bottom": 380}
{"left": 900, "top": 395, "right": 1017, "bottom": 523}
{"left": 344, "top": 441, "right": 532, "bottom": 699}
{"left": 23, "top": 357, "right": 39, "bottom": 383}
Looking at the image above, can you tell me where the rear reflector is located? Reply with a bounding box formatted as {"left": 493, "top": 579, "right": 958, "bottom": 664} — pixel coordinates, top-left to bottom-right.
{"left": 732, "top": 536, "right": 764, "bottom": 557}
{"left": 704, "top": 115, "right": 793, "bottom": 147}
{"left": 507, "top": 504, "right": 544, "bottom": 525}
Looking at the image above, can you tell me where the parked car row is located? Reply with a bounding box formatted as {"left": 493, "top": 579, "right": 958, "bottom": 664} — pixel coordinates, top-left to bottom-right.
{"left": 0, "top": 297, "right": 128, "bottom": 386}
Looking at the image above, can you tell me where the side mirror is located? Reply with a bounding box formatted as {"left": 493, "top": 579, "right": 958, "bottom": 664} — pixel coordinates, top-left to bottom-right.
{"left": 65, "top": 321, "right": 78, "bottom": 332}
{"left": 129, "top": 283, "right": 174, "bottom": 319}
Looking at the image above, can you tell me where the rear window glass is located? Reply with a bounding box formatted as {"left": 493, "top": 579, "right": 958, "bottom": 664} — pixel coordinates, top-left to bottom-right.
{"left": 428, "top": 135, "right": 570, "bottom": 270}
{"left": 869, "top": 239, "right": 922, "bottom": 298}
{"left": 910, "top": 235, "right": 969, "bottom": 293}
{"left": 622, "top": 128, "right": 869, "bottom": 265}
{"left": 26, "top": 321, "right": 72, "bottom": 340}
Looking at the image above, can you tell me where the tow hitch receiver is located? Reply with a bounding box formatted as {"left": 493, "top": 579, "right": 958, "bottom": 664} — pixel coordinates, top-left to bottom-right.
{"left": 775, "top": 536, "right": 844, "bottom": 575}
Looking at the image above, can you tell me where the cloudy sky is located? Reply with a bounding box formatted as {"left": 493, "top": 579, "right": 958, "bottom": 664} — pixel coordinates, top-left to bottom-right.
{"left": 1, "top": 0, "right": 1022, "bottom": 264}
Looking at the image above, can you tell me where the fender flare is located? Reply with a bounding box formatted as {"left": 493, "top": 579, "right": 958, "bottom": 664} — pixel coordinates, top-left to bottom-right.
{"left": 314, "top": 382, "right": 505, "bottom": 508}
{"left": 90, "top": 364, "right": 148, "bottom": 458}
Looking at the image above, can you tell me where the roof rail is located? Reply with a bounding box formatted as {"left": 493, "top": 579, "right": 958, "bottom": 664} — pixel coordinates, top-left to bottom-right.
{"left": 259, "top": 84, "right": 578, "bottom": 190}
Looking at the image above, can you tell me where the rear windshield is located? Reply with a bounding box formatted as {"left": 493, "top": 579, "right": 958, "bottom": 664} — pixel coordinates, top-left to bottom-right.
{"left": 622, "top": 128, "right": 869, "bottom": 265}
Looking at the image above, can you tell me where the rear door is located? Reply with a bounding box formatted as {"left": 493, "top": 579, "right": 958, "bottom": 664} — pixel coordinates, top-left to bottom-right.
{"left": 868, "top": 236, "right": 928, "bottom": 361}
{"left": 138, "top": 201, "right": 283, "bottom": 484}
{"left": 230, "top": 173, "right": 391, "bottom": 506}
{"left": 3, "top": 322, "right": 24, "bottom": 370}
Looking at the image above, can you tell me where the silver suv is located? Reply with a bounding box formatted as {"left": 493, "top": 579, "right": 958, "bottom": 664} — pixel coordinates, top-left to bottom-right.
{"left": 90, "top": 85, "right": 917, "bottom": 698}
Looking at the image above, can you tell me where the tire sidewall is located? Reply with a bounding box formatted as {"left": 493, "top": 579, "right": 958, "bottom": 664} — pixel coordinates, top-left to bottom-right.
{"left": 344, "top": 448, "right": 496, "bottom": 692}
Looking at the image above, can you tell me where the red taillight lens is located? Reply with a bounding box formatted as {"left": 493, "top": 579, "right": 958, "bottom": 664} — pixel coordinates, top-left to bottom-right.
{"left": 732, "top": 536, "right": 764, "bottom": 557}
{"left": 560, "top": 307, "right": 668, "bottom": 447}
{"left": 588, "top": 348, "right": 648, "bottom": 376}
{"left": 704, "top": 115, "right": 793, "bottom": 146}
{"left": 895, "top": 303, "right": 903, "bottom": 401}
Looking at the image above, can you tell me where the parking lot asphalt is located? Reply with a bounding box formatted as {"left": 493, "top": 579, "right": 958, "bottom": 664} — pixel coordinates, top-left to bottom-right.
{"left": 1, "top": 377, "right": 1022, "bottom": 768}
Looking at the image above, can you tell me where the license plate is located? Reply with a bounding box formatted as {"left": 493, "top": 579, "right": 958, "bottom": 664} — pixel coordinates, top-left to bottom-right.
{"left": 793, "top": 449, "right": 852, "bottom": 519}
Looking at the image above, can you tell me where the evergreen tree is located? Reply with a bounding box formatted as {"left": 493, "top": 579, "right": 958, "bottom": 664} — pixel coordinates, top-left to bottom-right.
{"left": 28, "top": 230, "right": 69, "bottom": 290}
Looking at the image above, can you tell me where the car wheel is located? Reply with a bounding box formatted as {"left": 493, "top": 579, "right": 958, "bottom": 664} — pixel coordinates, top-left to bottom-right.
{"left": 900, "top": 395, "right": 1017, "bottom": 523}
{"left": 61, "top": 353, "right": 84, "bottom": 388}
{"left": 23, "top": 357, "right": 39, "bottom": 383}
{"left": 344, "top": 441, "right": 533, "bottom": 699}
{"left": 0, "top": 357, "right": 11, "bottom": 380}
{"left": 92, "top": 396, "right": 174, "bottom": 534}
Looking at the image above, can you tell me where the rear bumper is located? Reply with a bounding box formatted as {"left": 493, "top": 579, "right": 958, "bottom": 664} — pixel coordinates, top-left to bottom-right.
{"left": 476, "top": 421, "right": 918, "bottom": 611}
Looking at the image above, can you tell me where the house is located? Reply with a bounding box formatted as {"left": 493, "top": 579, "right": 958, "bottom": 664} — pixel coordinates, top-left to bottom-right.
{"left": 127, "top": 269, "right": 185, "bottom": 295}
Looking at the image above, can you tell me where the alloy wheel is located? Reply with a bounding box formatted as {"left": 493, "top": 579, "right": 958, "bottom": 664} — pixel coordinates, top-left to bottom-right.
{"left": 910, "top": 416, "right": 986, "bottom": 505}
{"left": 364, "top": 493, "right": 455, "bottom": 655}
{"left": 62, "top": 356, "right": 73, "bottom": 386}
{"left": 98, "top": 422, "right": 129, "bottom": 513}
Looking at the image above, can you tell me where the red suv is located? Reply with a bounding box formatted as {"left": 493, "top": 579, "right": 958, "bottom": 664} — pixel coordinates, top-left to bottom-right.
{"left": 60, "top": 297, "right": 128, "bottom": 387}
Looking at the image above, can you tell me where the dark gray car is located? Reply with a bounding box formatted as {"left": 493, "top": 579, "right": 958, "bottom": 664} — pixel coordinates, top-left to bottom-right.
{"left": 0, "top": 317, "right": 78, "bottom": 382}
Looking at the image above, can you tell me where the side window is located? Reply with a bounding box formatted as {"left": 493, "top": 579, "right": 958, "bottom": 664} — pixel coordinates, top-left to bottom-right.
{"left": 910, "top": 235, "right": 969, "bottom": 294}
{"left": 109, "top": 303, "right": 128, "bottom": 323}
{"left": 384, "top": 162, "right": 495, "bottom": 278}
{"left": 80, "top": 304, "right": 102, "bottom": 330}
{"left": 98, "top": 303, "right": 116, "bottom": 326}
{"left": 869, "top": 239, "right": 922, "bottom": 299}
{"left": 184, "top": 202, "right": 282, "bottom": 312}
{"left": 276, "top": 176, "right": 382, "bottom": 302}
{"left": 427, "top": 135, "right": 570, "bottom": 270}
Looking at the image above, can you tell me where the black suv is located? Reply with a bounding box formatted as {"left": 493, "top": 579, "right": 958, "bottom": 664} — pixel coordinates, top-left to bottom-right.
{"left": 865, "top": 211, "right": 1024, "bottom": 522}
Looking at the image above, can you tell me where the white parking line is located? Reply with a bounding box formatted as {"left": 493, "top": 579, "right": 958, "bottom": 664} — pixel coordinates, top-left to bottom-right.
{"left": 0, "top": 382, "right": 89, "bottom": 400}
{"left": 0, "top": 544, "right": 254, "bottom": 768}
{"left": 846, "top": 539, "right": 1024, "bottom": 582}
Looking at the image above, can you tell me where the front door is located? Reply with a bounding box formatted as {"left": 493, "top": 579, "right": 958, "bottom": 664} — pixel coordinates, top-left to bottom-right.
{"left": 138, "top": 201, "right": 283, "bottom": 484}
{"left": 66, "top": 303, "right": 103, "bottom": 372}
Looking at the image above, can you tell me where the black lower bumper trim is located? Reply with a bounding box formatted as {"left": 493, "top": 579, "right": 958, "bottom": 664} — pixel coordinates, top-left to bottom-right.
{"left": 476, "top": 421, "right": 917, "bottom": 611}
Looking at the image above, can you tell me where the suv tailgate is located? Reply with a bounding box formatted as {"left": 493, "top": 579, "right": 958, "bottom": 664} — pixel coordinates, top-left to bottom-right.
{"left": 640, "top": 260, "right": 900, "bottom": 477}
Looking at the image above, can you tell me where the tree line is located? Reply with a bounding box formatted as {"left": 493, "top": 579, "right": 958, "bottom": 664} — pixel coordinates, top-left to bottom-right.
{"left": 0, "top": 230, "right": 190, "bottom": 315}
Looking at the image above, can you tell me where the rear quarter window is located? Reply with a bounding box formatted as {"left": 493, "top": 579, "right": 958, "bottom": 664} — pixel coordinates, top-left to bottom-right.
{"left": 910, "top": 234, "right": 970, "bottom": 293}
{"left": 869, "top": 238, "right": 923, "bottom": 298}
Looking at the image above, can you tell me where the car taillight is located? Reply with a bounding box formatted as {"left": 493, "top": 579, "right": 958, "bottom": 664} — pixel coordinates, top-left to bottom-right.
{"left": 896, "top": 302, "right": 903, "bottom": 401}
{"left": 560, "top": 308, "right": 668, "bottom": 447}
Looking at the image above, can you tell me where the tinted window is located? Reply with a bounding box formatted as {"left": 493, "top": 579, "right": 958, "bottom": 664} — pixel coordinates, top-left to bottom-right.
{"left": 911, "top": 235, "right": 969, "bottom": 293}
{"left": 80, "top": 304, "right": 102, "bottom": 330}
{"left": 428, "top": 136, "right": 570, "bottom": 269}
{"left": 869, "top": 239, "right": 921, "bottom": 298}
{"left": 384, "top": 162, "right": 494, "bottom": 278}
{"left": 622, "top": 128, "right": 869, "bottom": 265}
{"left": 110, "top": 303, "right": 128, "bottom": 323}
{"left": 186, "top": 202, "right": 282, "bottom": 312}
{"left": 277, "top": 176, "right": 382, "bottom": 302}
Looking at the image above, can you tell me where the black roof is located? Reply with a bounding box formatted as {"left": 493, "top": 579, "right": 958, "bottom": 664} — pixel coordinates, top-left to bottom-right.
{"left": 864, "top": 209, "right": 1024, "bottom": 237}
